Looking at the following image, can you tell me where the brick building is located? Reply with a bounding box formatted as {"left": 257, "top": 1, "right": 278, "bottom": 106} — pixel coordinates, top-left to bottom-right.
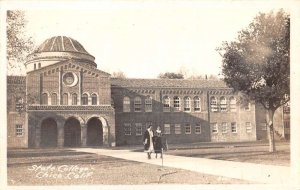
{"left": 7, "top": 36, "right": 290, "bottom": 148}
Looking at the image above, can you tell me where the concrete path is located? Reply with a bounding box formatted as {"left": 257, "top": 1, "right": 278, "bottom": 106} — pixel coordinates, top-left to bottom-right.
{"left": 71, "top": 148, "right": 290, "bottom": 184}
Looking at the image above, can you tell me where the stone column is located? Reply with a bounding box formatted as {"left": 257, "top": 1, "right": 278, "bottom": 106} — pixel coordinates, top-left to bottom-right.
{"left": 81, "top": 124, "right": 87, "bottom": 147}
{"left": 103, "top": 126, "right": 109, "bottom": 146}
{"left": 35, "top": 125, "right": 41, "bottom": 148}
{"left": 57, "top": 121, "right": 64, "bottom": 147}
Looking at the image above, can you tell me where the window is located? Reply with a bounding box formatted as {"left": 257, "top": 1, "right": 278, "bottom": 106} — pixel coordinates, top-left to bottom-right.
{"left": 220, "top": 97, "right": 227, "bottom": 112}
{"left": 231, "top": 122, "right": 237, "bottom": 133}
{"left": 229, "top": 97, "right": 236, "bottom": 112}
{"left": 184, "top": 97, "right": 191, "bottom": 111}
{"left": 124, "top": 123, "right": 131, "bottom": 135}
{"left": 173, "top": 96, "right": 181, "bottom": 111}
{"left": 81, "top": 93, "right": 88, "bottom": 105}
{"left": 135, "top": 123, "right": 142, "bottom": 136}
{"left": 163, "top": 96, "right": 170, "bottom": 112}
{"left": 221, "top": 122, "right": 228, "bottom": 133}
{"left": 210, "top": 97, "right": 218, "bottom": 112}
{"left": 62, "top": 93, "right": 68, "bottom": 105}
{"left": 72, "top": 93, "right": 77, "bottom": 105}
{"left": 194, "top": 97, "right": 201, "bottom": 112}
{"left": 284, "top": 121, "right": 290, "bottom": 129}
{"left": 38, "top": 62, "right": 41, "bottom": 68}
{"left": 34, "top": 63, "right": 36, "bottom": 70}
{"left": 16, "top": 125, "right": 23, "bottom": 137}
{"left": 211, "top": 123, "right": 218, "bottom": 133}
{"left": 175, "top": 124, "right": 181, "bottom": 134}
{"left": 260, "top": 123, "right": 267, "bottom": 130}
{"left": 145, "top": 96, "right": 152, "bottom": 112}
{"left": 41, "top": 93, "right": 48, "bottom": 105}
{"left": 51, "top": 93, "right": 57, "bottom": 105}
{"left": 91, "top": 94, "right": 97, "bottom": 105}
{"left": 15, "top": 97, "right": 24, "bottom": 111}
{"left": 195, "top": 124, "right": 201, "bottom": 134}
{"left": 123, "top": 96, "right": 130, "bottom": 112}
{"left": 283, "top": 102, "right": 290, "bottom": 113}
{"left": 246, "top": 122, "right": 252, "bottom": 133}
{"left": 134, "top": 97, "right": 142, "bottom": 112}
{"left": 185, "top": 124, "right": 191, "bottom": 134}
{"left": 164, "top": 124, "right": 170, "bottom": 134}
{"left": 245, "top": 103, "right": 251, "bottom": 111}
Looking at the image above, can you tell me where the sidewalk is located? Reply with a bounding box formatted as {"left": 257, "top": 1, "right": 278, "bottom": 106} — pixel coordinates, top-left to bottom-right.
{"left": 72, "top": 148, "right": 291, "bottom": 184}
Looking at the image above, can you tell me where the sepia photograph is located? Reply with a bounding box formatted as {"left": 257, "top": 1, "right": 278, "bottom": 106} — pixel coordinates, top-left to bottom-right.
{"left": 1, "top": 0, "right": 300, "bottom": 189}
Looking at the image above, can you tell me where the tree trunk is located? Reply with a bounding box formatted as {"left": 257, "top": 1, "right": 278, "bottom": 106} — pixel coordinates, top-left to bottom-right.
{"left": 266, "top": 109, "right": 276, "bottom": 152}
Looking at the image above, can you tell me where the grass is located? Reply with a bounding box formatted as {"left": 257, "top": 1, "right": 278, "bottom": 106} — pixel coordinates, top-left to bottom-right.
{"left": 7, "top": 148, "right": 249, "bottom": 185}
{"left": 166, "top": 141, "right": 290, "bottom": 166}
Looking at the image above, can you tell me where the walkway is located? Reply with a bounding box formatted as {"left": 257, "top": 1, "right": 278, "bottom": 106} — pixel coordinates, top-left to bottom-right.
{"left": 71, "top": 148, "right": 290, "bottom": 184}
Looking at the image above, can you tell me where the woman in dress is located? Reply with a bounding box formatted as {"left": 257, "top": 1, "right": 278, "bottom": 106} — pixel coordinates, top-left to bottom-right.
{"left": 143, "top": 125, "right": 154, "bottom": 159}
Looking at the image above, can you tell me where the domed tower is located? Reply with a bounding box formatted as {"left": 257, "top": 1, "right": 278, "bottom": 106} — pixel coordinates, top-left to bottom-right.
{"left": 25, "top": 36, "right": 115, "bottom": 148}
{"left": 25, "top": 36, "right": 96, "bottom": 72}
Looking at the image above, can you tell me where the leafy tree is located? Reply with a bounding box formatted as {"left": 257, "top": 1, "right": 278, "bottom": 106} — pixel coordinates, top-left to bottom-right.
{"left": 158, "top": 72, "right": 184, "bottom": 79}
{"left": 111, "top": 71, "right": 126, "bottom": 78}
{"left": 7, "top": 10, "right": 34, "bottom": 74}
{"left": 217, "top": 9, "right": 290, "bottom": 152}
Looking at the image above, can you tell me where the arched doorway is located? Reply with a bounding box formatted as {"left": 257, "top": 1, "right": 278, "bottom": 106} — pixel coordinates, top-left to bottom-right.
{"left": 41, "top": 118, "right": 57, "bottom": 147}
{"left": 64, "top": 117, "right": 81, "bottom": 147}
{"left": 87, "top": 117, "right": 103, "bottom": 146}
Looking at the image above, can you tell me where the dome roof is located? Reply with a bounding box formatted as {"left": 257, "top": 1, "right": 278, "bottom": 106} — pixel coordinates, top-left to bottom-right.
{"left": 35, "top": 36, "right": 90, "bottom": 55}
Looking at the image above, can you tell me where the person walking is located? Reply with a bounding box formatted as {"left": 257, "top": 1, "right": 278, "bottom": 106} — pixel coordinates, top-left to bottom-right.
{"left": 153, "top": 126, "right": 168, "bottom": 159}
{"left": 143, "top": 125, "right": 154, "bottom": 159}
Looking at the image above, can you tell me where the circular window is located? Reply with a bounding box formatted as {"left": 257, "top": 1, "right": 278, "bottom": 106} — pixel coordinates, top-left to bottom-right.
{"left": 62, "top": 72, "right": 78, "bottom": 87}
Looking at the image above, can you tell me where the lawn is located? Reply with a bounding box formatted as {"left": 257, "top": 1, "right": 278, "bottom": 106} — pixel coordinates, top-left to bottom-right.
{"left": 166, "top": 141, "right": 290, "bottom": 166}
{"left": 7, "top": 148, "right": 249, "bottom": 185}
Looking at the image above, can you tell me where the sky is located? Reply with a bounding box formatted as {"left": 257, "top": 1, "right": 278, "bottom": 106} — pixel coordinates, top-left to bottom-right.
{"left": 8, "top": 1, "right": 290, "bottom": 78}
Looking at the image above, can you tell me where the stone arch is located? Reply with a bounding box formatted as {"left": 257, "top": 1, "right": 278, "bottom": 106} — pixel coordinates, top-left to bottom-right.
{"left": 86, "top": 115, "right": 109, "bottom": 146}
{"left": 64, "top": 117, "right": 81, "bottom": 147}
{"left": 40, "top": 117, "right": 57, "bottom": 147}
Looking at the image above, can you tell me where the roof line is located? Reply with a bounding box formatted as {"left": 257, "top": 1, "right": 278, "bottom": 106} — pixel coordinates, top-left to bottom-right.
{"left": 61, "top": 36, "right": 65, "bottom": 51}
{"left": 50, "top": 36, "right": 57, "bottom": 51}
{"left": 68, "top": 37, "right": 78, "bottom": 52}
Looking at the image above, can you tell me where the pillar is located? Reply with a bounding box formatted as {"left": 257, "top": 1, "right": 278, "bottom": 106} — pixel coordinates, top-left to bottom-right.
{"left": 81, "top": 123, "right": 87, "bottom": 147}
{"left": 57, "top": 121, "right": 64, "bottom": 147}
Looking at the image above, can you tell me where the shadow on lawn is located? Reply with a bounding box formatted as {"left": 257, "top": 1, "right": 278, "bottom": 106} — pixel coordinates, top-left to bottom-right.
{"left": 7, "top": 149, "right": 139, "bottom": 168}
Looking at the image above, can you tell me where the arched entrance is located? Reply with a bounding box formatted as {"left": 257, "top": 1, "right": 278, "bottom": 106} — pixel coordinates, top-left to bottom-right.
{"left": 87, "top": 117, "right": 103, "bottom": 146}
{"left": 64, "top": 117, "right": 81, "bottom": 147}
{"left": 41, "top": 118, "right": 57, "bottom": 147}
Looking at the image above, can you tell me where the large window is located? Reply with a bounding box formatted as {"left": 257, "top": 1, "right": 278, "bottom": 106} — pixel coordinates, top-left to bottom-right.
{"left": 51, "top": 93, "right": 57, "bottom": 105}
{"left": 124, "top": 123, "right": 131, "bottom": 135}
{"left": 163, "top": 96, "right": 170, "bottom": 112}
{"left": 194, "top": 97, "right": 201, "bottom": 112}
{"left": 72, "top": 93, "right": 77, "bottom": 105}
{"left": 91, "top": 94, "right": 97, "bottom": 105}
{"left": 229, "top": 97, "right": 236, "bottom": 112}
{"left": 211, "top": 123, "right": 218, "bottom": 133}
{"left": 81, "top": 93, "right": 88, "bottom": 105}
{"left": 123, "top": 96, "right": 130, "bottom": 112}
{"left": 41, "top": 93, "right": 48, "bottom": 105}
{"left": 221, "top": 122, "right": 228, "bottom": 133}
{"left": 220, "top": 97, "right": 227, "bottom": 112}
{"left": 62, "top": 93, "right": 68, "bottom": 105}
{"left": 16, "top": 125, "right": 23, "bottom": 137}
{"left": 173, "top": 96, "right": 181, "bottom": 111}
{"left": 164, "top": 124, "right": 171, "bottom": 134}
{"left": 185, "top": 124, "right": 191, "bottom": 134}
{"left": 134, "top": 97, "right": 142, "bottom": 112}
{"left": 210, "top": 97, "right": 218, "bottom": 112}
{"left": 195, "top": 124, "right": 201, "bottom": 134}
{"left": 231, "top": 122, "right": 237, "bottom": 133}
{"left": 184, "top": 97, "right": 191, "bottom": 112}
{"left": 145, "top": 96, "right": 152, "bottom": 112}
{"left": 135, "top": 123, "right": 142, "bottom": 136}
{"left": 175, "top": 124, "right": 181, "bottom": 134}
{"left": 246, "top": 122, "right": 252, "bottom": 133}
